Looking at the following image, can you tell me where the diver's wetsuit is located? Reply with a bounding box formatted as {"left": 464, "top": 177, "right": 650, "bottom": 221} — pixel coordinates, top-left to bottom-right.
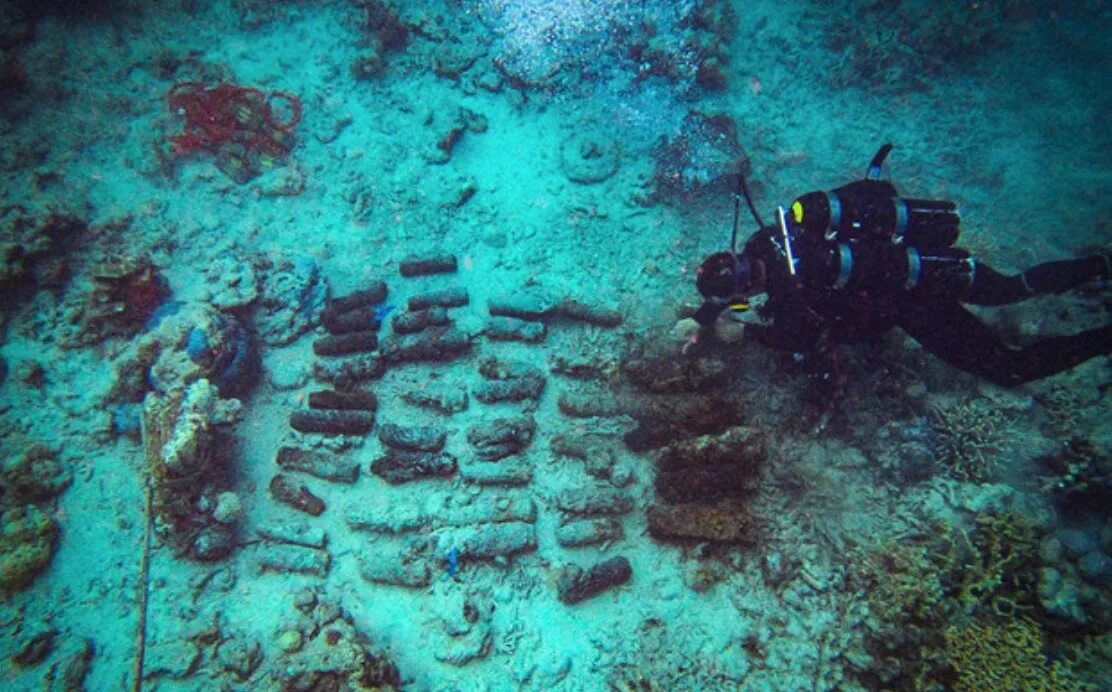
{"left": 730, "top": 225, "right": 1112, "bottom": 386}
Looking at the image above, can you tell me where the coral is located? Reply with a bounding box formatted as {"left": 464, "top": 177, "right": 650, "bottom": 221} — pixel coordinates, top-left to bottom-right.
{"left": 929, "top": 397, "right": 1016, "bottom": 482}
{"left": 648, "top": 111, "right": 748, "bottom": 203}
{"left": 945, "top": 511, "right": 1040, "bottom": 619}
{"left": 0, "top": 212, "right": 86, "bottom": 311}
{"left": 816, "top": 0, "right": 1023, "bottom": 93}
{"left": 0, "top": 439, "right": 72, "bottom": 504}
{"left": 1039, "top": 438, "right": 1112, "bottom": 514}
{"left": 856, "top": 539, "right": 946, "bottom": 624}
{"left": 65, "top": 254, "right": 170, "bottom": 345}
{"left": 167, "top": 81, "right": 301, "bottom": 183}
{"left": 183, "top": 309, "right": 258, "bottom": 397}
{"left": 944, "top": 617, "right": 1078, "bottom": 691}
{"left": 849, "top": 512, "right": 1042, "bottom": 688}
{"left": 141, "top": 378, "right": 243, "bottom": 560}
{"left": 107, "top": 303, "right": 255, "bottom": 402}
{"left": 265, "top": 595, "right": 400, "bottom": 689}
{"left": 201, "top": 253, "right": 259, "bottom": 310}
{"left": 350, "top": 0, "right": 409, "bottom": 80}
{"left": 479, "top": 0, "right": 734, "bottom": 95}
{"left": 0, "top": 504, "right": 58, "bottom": 593}
{"left": 849, "top": 535, "right": 952, "bottom": 687}
{"left": 255, "top": 254, "right": 328, "bottom": 346}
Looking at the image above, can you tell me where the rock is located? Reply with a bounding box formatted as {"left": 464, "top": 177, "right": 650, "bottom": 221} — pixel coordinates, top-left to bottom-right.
{"left": 63, "top": 255, "right": 170, "bottom": 346}
{"left": 422, "top": 107, "right": 486, "bottom": 164}
{"left": 11, "top": 628, "right": 56, "bottom": 666}
{"left": 204, "top": 254, "right": 259, "bottom": 310}
{"left": 557, "top": 556, "right": 632, "bottom": 604}
{"left": 1059, "top": 529, "right": 1098, "bottom": 560}
{"left": 269, "top": 601, "right": 399, "bottom": 689}
{"left": 215, "top": 634, "right": 263, "bottom": 681}
{"left": 275, "top": 629, "right": 303, "bottom": 653}
{"left": 1038, "top": 566, "right": 1088, "bottom": 625}
{"left": 0, "top": 441, "right": 72, "bottom": 503}
{"left": 559, "top": 131, "right": 619, "bottom": 184}
{"left": 1039, "top": 536, "right": 1064, "bottom": 564}
{"left": 46, "top": 638, "right": 94, "bottom": 692}
{"left": 650, "top": 111, "right": 747, "bottom": 200}
{"left": 144, "top": 635, "right": 202, "bottom": 680}
{"left": 1078, "top": 551, "right": 1112, "bottom": 587}
{"left": 256, "top": 254, "right": 328, "bottom": 346}
{"left": 0, "top": 505, "right": 58, "bottom": 593}
{"left": 212, "top": 491, "right": 243, "bottom": 524}
{"left": 431, "top": 590, "right": 493, "bottom": 666}
{"left": 191, "top": 524, "right": 236, "bottom": 561}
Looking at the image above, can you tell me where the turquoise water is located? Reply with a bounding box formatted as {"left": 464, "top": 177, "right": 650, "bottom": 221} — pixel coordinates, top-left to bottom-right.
{"left": 1, "top": 1, "right": 1110, "bottom": 689}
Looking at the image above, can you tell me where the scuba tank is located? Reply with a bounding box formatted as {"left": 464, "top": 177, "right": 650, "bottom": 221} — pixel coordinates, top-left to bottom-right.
{"left": 788, "top": 144, "right": 961, "bottom": 250}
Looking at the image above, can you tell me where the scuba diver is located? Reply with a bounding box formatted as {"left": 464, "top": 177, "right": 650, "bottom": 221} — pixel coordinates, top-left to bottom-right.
{"left": 694, "top": 144, "right": 1112, "bottom": 388}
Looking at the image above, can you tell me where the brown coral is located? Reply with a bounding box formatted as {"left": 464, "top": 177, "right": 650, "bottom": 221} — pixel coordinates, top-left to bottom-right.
{"left": 0, "top": 504, "right": 59, "bottom": 593}
{"left": 944, "top": 618, "right": 1077, "bottom": 691}
{"left": 72, "top": 255, "right": 170, "bottom": 344}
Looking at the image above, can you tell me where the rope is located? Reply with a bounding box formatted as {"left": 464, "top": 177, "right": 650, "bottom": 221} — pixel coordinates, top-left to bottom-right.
{"left": 133, "top": 478, "right": 154, "bottom": 692}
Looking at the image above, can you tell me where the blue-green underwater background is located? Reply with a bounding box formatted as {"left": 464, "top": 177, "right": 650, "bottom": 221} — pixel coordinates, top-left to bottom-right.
{"left": 1, "top": 0, "right": 1110, "bottom": 689}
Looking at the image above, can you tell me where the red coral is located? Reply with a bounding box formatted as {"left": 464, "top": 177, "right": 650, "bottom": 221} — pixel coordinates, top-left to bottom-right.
{"left": 167, "top": 82, "right": 302, "bottom": 181}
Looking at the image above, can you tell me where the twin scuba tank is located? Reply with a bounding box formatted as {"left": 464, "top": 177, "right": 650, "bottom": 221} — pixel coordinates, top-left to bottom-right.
{"left": 783, "top": 144, "right": 963, "bottom": 291}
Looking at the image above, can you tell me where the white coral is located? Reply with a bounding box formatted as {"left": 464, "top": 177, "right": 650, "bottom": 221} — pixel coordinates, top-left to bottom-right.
{"left": 158, "top": 379, "right": 242, "bottom": 474}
